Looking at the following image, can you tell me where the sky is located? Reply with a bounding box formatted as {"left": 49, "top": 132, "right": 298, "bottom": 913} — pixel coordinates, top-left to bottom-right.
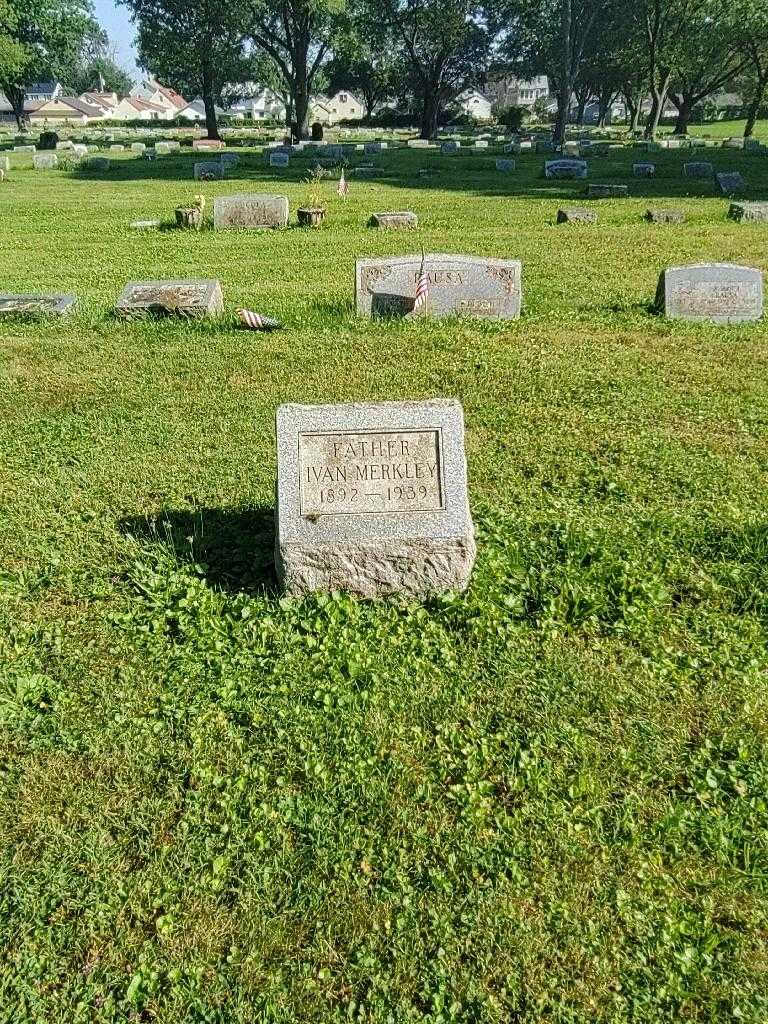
{"left": 91, "top": 0, "right": 141, "bottom": 79}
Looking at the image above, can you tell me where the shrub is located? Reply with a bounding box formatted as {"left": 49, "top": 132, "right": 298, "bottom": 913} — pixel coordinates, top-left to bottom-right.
{"left": 38, "top": 131, "right": 59, "bottom": 151}
{"left": 311, "top": 122, "right": 324, "bottom": 140}
{"left": 496, "top": 105, "right": 527, "bottom": 131}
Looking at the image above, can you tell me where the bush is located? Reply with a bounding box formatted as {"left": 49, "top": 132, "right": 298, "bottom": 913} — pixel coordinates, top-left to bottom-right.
{"left": 366, "top": 109, "right": 416, "bottom": 129}
{"left": 311, "top": 122, "right": 324, "bottom": 140}
{"left": 38, "top": 131, "right": 59, "bottom": 151}
{"left": 496, "top": 105, "right": 527, "bottom": 131}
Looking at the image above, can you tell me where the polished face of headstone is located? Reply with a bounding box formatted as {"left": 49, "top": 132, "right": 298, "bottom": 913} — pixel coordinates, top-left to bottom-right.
{"left": 633, "top": 163, "right": 656, "bottom": 177}
{"left": 368, "top": 211, "right": 418, "bottom": 229}
{"left": 657, "top": 263, "right": 763, "bottom": 323}
{"left": 115, "top": 279, "right": 224, "bottom": 317}
{"left": 496, "top": 158, "right": 515, "bottom": 171}
{"left": 318, "top": 144, "right": 343, "bottom": 159}
{"left": 441, "top": 141, "right": 459, "bottom": 154}
{"left": 194, "top": 160, "right": 224, "bottom": 180}
{"left": 355, "top": 253, "right": 522, "bottom": 319}
{"left": 683, "top": 162, "right": 714, "bottom": 178}
{"left": 545, "top": 159, "right": 587, "bottom": 179}
{"left": 213, "top": 193, "right": 289, "bottom": 229}
{"left": 728, "top": 201, "right": 768, "bottom": 223}
{"left": 0, "top": 292, "right": 76, "bottom": 315}
{"left": 275, "top": 400, "right": 476, "bottom": 598}
{"left": 269, "top": 151, "right": 289, "bottom": 167}
{"left": 716, "top": 171, "right": 745, "bottom": 195}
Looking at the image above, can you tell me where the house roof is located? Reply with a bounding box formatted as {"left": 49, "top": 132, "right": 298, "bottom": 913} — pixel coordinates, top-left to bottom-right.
{"left": 35, "top": 95, "right": 104, "bottom": 117}
{"left": 123, "top": 97, "right": 168, "bottom": 113}
{"left": 180, "top": 98, "right": 225, "bottom": 116}
{"left": 156, "top": 84, "right": 186, "bottom": 109}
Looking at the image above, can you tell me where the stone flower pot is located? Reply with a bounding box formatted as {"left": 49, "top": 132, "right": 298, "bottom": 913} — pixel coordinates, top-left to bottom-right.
{"left": 175, "top": 206, "right": 203, "bottom": 230}
{"left": 297, "top": 206, "right": 326, "bottom": 228}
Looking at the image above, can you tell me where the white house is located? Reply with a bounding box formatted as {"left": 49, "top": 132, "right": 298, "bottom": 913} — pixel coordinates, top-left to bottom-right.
{"left": 310, "top": 91, "right": 364, "bottom": 125}
{"left": 455, "top": 88, "right": 492, "bottom": 120}
{"left": 29, "top": 95, "right": 105, "bottom": 125}
{"left": 130, "top": 80, "right": 187, "bottom": 117}
{"left": 112, "top": 96, "right": 173, "bottom": 121}
{"left": 179, "top": 98, "right": 226, "bottom": 121}
{"left": 485, "top": 74, "right": 549, "bottom": 110}
{"left": 227, "top": 89, "right": 286, "bottom": 121}
{"left": 79, "top": 91, "right": 119, "bottom": 117}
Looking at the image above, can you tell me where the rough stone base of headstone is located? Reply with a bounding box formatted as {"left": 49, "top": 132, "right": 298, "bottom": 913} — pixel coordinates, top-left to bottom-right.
{"left": 275, "top": 400, "right": 475, "bottom": 599}
{"left": 557, "top": 207, "right": 596, "bottom": 224}
{"left": 368, "top": 211, "right": 418, "bottom": 229}
{"left": 645, "top": 209, "right": 685, "bottom": 224}
{"left": 728, "top": 201, "right": 768, "bottom": 223}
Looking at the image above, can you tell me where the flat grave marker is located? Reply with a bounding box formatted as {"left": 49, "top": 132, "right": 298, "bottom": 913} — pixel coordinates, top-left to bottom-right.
{"left": 0, "top": 292, "right": 76, "bottom": 316}
{"left": 645, "top": 208, "right": 685, "bottom": 224}
{"left": 213, "top": 193, "right": 289, "bottom": 229}
{"left": 115, "top": 279, "right": 224, "bottom": 318}
{"left": 557, "top": 207, "right": 596, "bottom": 224}
{"left": 275, "top": 399, "right": 476, "bottom": 599}
{"left": 496, "top": 158, "right": 515, "bottom": 172}
{"left": 633, "top": 163, "right": 656, "bottom": 177}
{"left": 587, "top": 183, "right": 628, "bottom": 198}
{"left": 683, "top": 161, "right": 714, "bottom": 179}
{"left": 269, "top": 151, "right": 289, "bottom": 167}
{"left": 368, "top": 211, "right": 418, "bottom": 229}
{"left": 33, "top": 152, "right": 58, "bottom": 170}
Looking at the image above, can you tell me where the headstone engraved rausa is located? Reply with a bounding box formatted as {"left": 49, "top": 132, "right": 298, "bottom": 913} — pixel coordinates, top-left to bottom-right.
{"left": 656, "top": 263, "right": 763, "bottom": 323}
{"left": 115, "top": 279, "right": 224, "bottom": 318}
{"left": 213, "top": 193, "right": 289, "bottom": 229}
{"left": 728, "top": 201, "right": 768, "bottom": 222}
{"left": 0, "top": 293, "right": 76, "bottom": 316}
{"left": 275, "top": 400, "right": 476, "bottom": 598}
{"left": 355, "top": 254, "right": 521, "bottom": 319}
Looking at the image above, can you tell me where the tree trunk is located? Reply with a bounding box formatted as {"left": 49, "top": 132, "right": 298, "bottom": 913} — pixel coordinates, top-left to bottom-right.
{"left": 644, "top": 71, "right": 670, "bottom": 140}
{"left": 419, "top": 83, "right": 440, "bottom": 139}
{"left": 201, "top": 64, "right": 221, "bottom": 141}
{"left": 554, "top": 0, "right": 573, "bottom": 146}
{"left": 575, "top": 97, "right": 587, "bottom": 125}
{"left": 6, "top": 84, "right": 28, "bottom": 130}
{"left": 553, "top": 88, "right": 569, "bottom": 146}
{"left": 597, "top": 90, "right": 615, "bottom": 128}
{"left": 622, "top": 88, "right": 640, "bottom": 132}
{"left": 671, "top": 92, "right": 694, "bottom": 135}
{"left": 744, "top": 78, "right": 767, "bottom": 137}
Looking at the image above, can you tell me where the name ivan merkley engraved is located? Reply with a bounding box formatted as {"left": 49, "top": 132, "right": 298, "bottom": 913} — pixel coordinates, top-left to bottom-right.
{"left": 304, "top": 437, "right": 438, "bottom": 484}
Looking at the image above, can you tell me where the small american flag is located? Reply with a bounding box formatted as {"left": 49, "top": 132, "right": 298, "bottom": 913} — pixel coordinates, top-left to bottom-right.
{"left": 337, "top": 168, "right": 349, "bottom": 197}
{"left": 237, "top": 308, "right": 282, "bottom": 331}
{"left": 413, "top": 251, "right": 429, "bottom": 311}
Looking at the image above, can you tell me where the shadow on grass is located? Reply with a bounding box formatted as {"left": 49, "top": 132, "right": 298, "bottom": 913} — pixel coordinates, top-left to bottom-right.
{"left": 120, "top": 505, "right": 278, "bottom": 595}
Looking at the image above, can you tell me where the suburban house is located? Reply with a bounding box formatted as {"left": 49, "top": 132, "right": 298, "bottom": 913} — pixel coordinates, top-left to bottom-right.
{"left": 485, "top": 73, "right": 550, "bottom": 110}
{"left": 79, "top": 91, "right": 119, "bottom": 117}
{"left": 310, "top": 91, "right": 364, "bottom": 125}
{"left": 179, "top": 98, "right": 226, "bottom": 121}
{"left": 130, "top": 80, "right": 187, "bottom": 117}
{"left": 227, "top": 88, "right": 286, "bottom": 121}
{"left": 110, "top": 95, "right": 170, "bottom": 121}
{"left": 29, "top": 95, "right": 106, "bottom": 125}
{"left": 454, "top": 88, "right": 493, "bottom": 120}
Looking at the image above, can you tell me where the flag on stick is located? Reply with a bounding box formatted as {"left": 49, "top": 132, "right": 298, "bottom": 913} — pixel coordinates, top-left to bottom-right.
{"left": 237, "top": 308, "right": 282, "bottom": 331}
{"left": 413, "top": 249, "right": 429, "bottom": 312}
{"left": 337, "top": 167, "right": 349, "bottom": 197}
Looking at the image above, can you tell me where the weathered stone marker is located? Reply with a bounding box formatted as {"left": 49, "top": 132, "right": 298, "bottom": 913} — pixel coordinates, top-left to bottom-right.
{"left": 645, "top": 208, "right": 685, "bottom": 224}
{"left": 318, "top": 144, "right": 343, "bottom": 159}
{"left": 0, "top": 155, "right": 10, "bottom": 172}
{"left": 656, "top": 263, "right": 763, "bottom": 323}
{"left": 545, "top": 159, "right": 587, "bottom": 180}
{"left": 355, "top": 254, "right": 522, "bottom": 319}
{"left": 586, "top": 183, "right": 628, "bottom": 198}
{"left": 269, "top": 151, "right": 289, "bottom": 167}
{"left": 115, "top": 279, "right": 224, "bottom": 318}
{"left": 213, "top": 193, "right": 289, "bottom": 229}
{"left": 728, "top": 201, "right": 768, "bottom": 223}
{"left": 33, "top": 152, "right": 58, "bottom": 170}
{"left": 557, "top": 207, "right": 596, "bottom": 224}
{"left": 368, "top": 211, "right": 418, "bottom": 229}
{"left": 716, "top": 171, "right": 746, "bottom": 195}
{"left": 275, "top": 399, "right": 476, "bottom": 598}
{"left": 683, "top": 161, "right": 714, "bottom": 179}
{"left": 353, "top": 165, "right": 384, "bottom": 177}
{"left": 441, "top": 141, "right": 459, "bottom": 154}
{"left": 130, "top": 142, "right": 146, "bottom": 153}
{"left": 0, "top": 293, "right": 76, "bottom": 316}
{"left": 13, "top": 145, "right": 36, "bottom": 153}
{"left": 496, "top": 158, "right": 515, "bottom": 172}
{"left": 194, "top": 160, "right": 224, "bottom": 180}
{"left": 633, "top": 163, "right": 656, "bottom": 177}
{"left": 192, "top": 139, "right": 225, "bottom": 150}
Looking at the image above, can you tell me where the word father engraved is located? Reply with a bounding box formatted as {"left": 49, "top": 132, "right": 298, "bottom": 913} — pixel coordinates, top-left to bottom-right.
{"left": 299, "top": 429, "right": 445, "bottom": 516}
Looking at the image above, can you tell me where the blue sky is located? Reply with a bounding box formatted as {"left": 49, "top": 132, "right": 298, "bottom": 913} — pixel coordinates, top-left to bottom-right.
{"left": 92, "top": 0, "right": 141, "bottom": 78}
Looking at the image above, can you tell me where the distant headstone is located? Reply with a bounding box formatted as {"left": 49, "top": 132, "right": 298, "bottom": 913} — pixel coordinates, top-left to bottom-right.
{"left": 192, "top": 139, "right": 225, "bottom": 150}
{"left": 109, "top": 144, "right": 124, "bottom": 152}
{"left": 364, "top": 142, "right": 386, "bottom": 154}
{"left": 633, "top": 163, "right": 655, "bottom": 177}
{"left": 716, "top": 171, "right": 746, "bottom": 195}
{"left": 562, "top": 141, "right": 581, "bottom": 157}
{"left": 645, "top": 208, "right": 685, "bottom": 224}
{"left": 353, "top": 166, "right": 384, "bottom": 177}
{"left": 536, "top": 141, "right": 555, "bottom": 154}
{"left": 115, "top": 279, "right": 224, "bottom": 318}
{"left": 72, "top": 144, "right": 88, "bottom": 158}
{"left": 557, "top": 207, "right": 596, "bottom": 224}
{"left": 723, "top": 137, "right": 745, "bottom": 149}
{"left": 130, "top": 219, "right": 161, "bottom": 230}
{"left": 269, "top": 151, "right": 289, "bottom": 167}
{"left": 545, "top": 159, "right": 587, "bottom": 180}
{"left": 407, "top": 139, "right": 432, "bottom": 148}
{"left": 728, "top": 201, "right": 768, "bottom": 223}
{"left": 586, "top": 183, "right": 628, "bottom": 198}
{"left": 56, "top": 140, "right": 74, "bottom": 150}
{"left": 220, "top": 152, "right": 239, "bottom": 167}
{"left": 275, "top": 399, "right": 476, "bottom": 599}
{"left": 0, "top": 155, "right": 9, "bottom": 172}
{"left": 12, "top": 145, "right": 35, "bottom": 153}
{"left": 495, "top": 158, "right": 515, "bottom": 172}
{"left": 194, "top": 160, "right": 224, "bottom": 180}
{"left": 0, "top": 292, "right": 76, "bottom": 316}
{"left": 155, "top": 142, "right": 171, "bottom": 155}
{"left": 368, "top": 211, "right": 418, "bottom": 229}
{"left": 33, "top": 152, "right": 58, "bottom": 170}
{"left": 441, "top": 141, "right": 459, "bottom": 154}
{"left": 130, "top": 142, "right": 146, "bottom": 153}
{"left": 656, "top": 263, "right": 763, "bottom": 322}
{"left": 683, "top": 161, "right": 714, "bottom": 179}
{"left": 473, "top": 140, "right": 488, "bottom": 149}
{"left": 318, "top": 144, "right": 343, "bottom": 159}
{"left": 213, "top": 193, "right": 289, "bottom": 229}
{"left": 355, "top": 254, "right": 522, "bottom": 319}
{"left": 666, "top": 138, "right": 684, "bottom": 150}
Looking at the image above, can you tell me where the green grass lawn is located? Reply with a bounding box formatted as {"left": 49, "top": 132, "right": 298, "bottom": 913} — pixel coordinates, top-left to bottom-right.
{"left": 1, "top": 142, "right": 768, "bottom": 1023}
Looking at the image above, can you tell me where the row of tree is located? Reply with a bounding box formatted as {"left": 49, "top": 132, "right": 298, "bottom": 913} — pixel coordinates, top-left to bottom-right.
{"left": 2, "top": 0, "right": 768, "bottom": 145}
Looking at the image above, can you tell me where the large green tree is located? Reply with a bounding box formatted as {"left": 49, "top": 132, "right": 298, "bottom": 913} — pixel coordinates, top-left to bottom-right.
{"left": 121, "top": 0, "right": 250, "bottom": 139}
{"left": 324, "top": 9, "right": 398, "bottom": 120}
{"left": 0, "top": 0, "right": 96, "bottom": 128}
{"left": 248, "top": 0, "right": 346, "bottom": 139}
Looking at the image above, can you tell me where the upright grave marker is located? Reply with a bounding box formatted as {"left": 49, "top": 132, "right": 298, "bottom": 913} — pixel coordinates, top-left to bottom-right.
{"left": 545, "top": 159, "right": 587, "bottom": 180}
{"left": 33, "top": 152, "right": 58, "bottom": 170}
{"left": 269, "top": 151, "right": 289, "bottom": 167}
{"left": 683, "top": 161, "right": 714, "bottom": 179}
{"left": 355, "top": 254, "right": 522, "bottom": 319}
{"left": 275, "top": 400, "right": 476, "bottom": 598}
{"left": 716, "top": 171, "right": 745, "bottom": 196}
{"left": 656, "top": 263, "right": 763, "bottom": 323}
{"left": 194, "top": 160, "right": 224, "bottom": 180}
{"left": 633, "top": 163, "right": 655, "bottom": 177}
{"left": 728, "top": 201, "right": 768, "bottom": 222}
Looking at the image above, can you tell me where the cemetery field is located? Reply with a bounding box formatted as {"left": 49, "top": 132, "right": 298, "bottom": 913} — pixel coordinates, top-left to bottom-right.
{"left": 2, "top": 144, "right": 768, "bottom": 1023}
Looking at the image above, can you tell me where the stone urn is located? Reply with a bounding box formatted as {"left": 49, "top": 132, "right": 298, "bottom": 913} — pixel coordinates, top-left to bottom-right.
{"left": 175, "top": 206, "right": 203, "bottom": 230}
{"left": 297, "top": 206, "right": 325, "bottom": 228}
